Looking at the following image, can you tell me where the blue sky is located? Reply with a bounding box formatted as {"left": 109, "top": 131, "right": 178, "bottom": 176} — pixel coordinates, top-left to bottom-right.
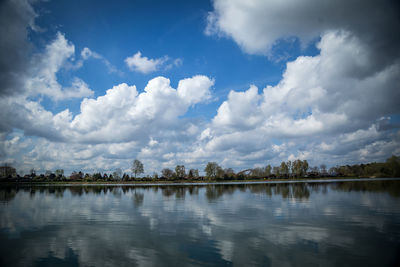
{"left": 1, "top": 0, "right": 399, "bottom": 175}
{"left": 32, "top": 0, "right": 319, "bottom": 116}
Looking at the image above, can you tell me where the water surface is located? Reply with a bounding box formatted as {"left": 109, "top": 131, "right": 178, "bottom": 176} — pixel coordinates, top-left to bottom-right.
{"left": 1, "top": 179, "right": 400, "bottom": 266}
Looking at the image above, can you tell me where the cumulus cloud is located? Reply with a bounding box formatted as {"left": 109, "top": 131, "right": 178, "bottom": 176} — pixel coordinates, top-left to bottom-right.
{"left": 4, "top": 75, "right": 213, "bottom": 141}
{"left": 184, "top": 29, "right": 400, "bottom": 169}
{"left": 1, "top": 75, "right": 214, "bottom": 173}
{"left": 25, "top": 32, "right": 94, "bottom": 100}
{"left": 0, "top": 0, "right": 96, "bottom": 101}
{"left": 1, "top": 0, "right": 399, "bottom": 174}
{"left": 0, "top": 1, "right": 213, "bottom": 174}
{"left": 125, "top": 51, "right": 168, "bottom": 74}
{"left": 196, "top": 0, "right": 400, "bottom": 168}
{"left": 125, "top": 51, "right": 182, "bottom": 74}
{"left": 206, "top": 0, "right": 400, "bottom": 64}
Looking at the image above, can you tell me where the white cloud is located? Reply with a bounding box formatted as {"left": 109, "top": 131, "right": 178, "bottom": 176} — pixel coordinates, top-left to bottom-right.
{"left": 206, "top": 0, "right": 400, "bottom": 66}
{"left": 165, "top": 58, "right": 183, "bottom": 70}
{"left": 213, "top": 85, "right": 261, "bottom": 131}
{"left": 125, "top": 51, "right": 182, "bottom": 74}
{"left": 180, "top": 29, "right": 400, "bottom": 169}
{"left": 1, "top": 74, "right": 214, "bottom": 173}
{"left": 1, "top": 0, "right": 399, "bottom": 174}
{"left": 177, "top": 75, "right": 213, "bottom": 106}
{"left": 212, "top": 30, "right": 399, "bottom": 134}
{"left": 125, "top": 51, "right": 168, "bottom": 74}
{"left": 25, "top": 32, "right": 94, "bottom": 100}
{"left": 80, "top": 47, "right": 120, "bottom": 74}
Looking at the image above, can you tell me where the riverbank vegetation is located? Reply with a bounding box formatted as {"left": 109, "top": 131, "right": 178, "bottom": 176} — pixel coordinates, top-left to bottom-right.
{"left": 1, "top": 155, "right": 399, "bottom": 183}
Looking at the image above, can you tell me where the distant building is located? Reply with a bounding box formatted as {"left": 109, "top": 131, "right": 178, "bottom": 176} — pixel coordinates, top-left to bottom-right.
{"left": 0, "top": 166, "right": 17, "bottom": 178}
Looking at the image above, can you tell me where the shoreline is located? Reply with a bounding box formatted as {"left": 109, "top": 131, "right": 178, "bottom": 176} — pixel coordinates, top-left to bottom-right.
{"left": 1, "top": 177, "right": 399, "bottom": 187}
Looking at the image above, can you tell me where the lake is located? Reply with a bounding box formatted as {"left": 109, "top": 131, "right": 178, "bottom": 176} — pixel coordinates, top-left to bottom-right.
{"left": 1, "top": 179, "right": 400, "bottom": 266}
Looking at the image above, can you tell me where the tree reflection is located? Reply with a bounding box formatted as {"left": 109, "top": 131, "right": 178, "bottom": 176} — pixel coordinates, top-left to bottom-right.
{"left": 0, "top": 180, "right": 399, "bottom": 204}
{"left": 333, "top": 180, "right": 400, "bottom": 197}
{"left": 0, "top": 187, "right": 17, "bottom": 202}
{"left": 33, "top": 248, "right": 79, "bottom": 267}
{"left": 133, "top": 191, "right": 144, "bottom": 206}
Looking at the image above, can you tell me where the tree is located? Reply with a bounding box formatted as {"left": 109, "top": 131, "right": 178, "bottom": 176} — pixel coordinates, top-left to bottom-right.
{"left": 204, "top": 162, "right": 220, "bottom": 179}
{"left": 292, "top": 159, "right": 306, "bottom": 177}
{"left": 55, "top": 169, "right": 64, "bottom": 177}
{"left": 132, "top": 159, "right": 144, "bottom": 178}
{"left": 251, "top": 167, "right": 264, "bottom": 177}
{"left": 328, "top": 167, "right": 336, "bottom": 176}
{"left": 265, "top": 165, "right": 272, "bottom": 176}
{"left": 113, "top": 168, "right": 122, "bottom": 180}
{"left": 162, "top": 168, "right": 174, "bottom": 179}
{"left": 287, "top": 161, "right": 293, "bottom": 177}
{"left": 302, "top": 160, "right": 309, "bottom": 176}
{"left": 216, "top": 167, "right": 225, "bottom": 180}
{"left": 224, "top": 168, "right": 235, "bottom": 180}
{"left": 122, "top": 173, "right": 130, "bottom": 181}
{"left": 70, "top": 171, "right": 83, "bottom": 180}
{"left": 386, "top": 155, "right": 400, "bottom": 177}
{"left": 320, "top": 164, "right": 327, "bottom": 175}
{"left": 188, "top": 169, "right": 199, "bottom": 178}
{"left": 93, "top": 173, "right": 102, "bottom": 180}
{"left": 272, "top": 166, "right": 280, "bottom": 177}
{"left": 280, "top": 162, "right": 289, "bottom": 177}
{"left": 175, "top": 165, "right": 186, "bottom": 179}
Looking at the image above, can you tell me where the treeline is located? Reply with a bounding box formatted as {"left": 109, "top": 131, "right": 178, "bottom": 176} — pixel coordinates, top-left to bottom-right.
{"left": 1, "top": 155, "right": 399, "bottom": 182}
{"left": 330, "top": 155, "right": 400, "bottom": 178}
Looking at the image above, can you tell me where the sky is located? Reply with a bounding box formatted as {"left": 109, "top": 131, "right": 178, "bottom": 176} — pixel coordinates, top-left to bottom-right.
{"left": 1, "top": 0, "right": 399, "bottom": 175}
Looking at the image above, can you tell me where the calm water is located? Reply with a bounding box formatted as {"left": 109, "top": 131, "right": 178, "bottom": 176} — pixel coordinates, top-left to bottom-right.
{"left": 1, "top": 179, "right": 400, "bottom": 266}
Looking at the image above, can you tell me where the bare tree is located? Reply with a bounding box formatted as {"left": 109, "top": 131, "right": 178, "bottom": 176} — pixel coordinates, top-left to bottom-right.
{"left": 204, "top": 162, "right": 221, "bottom": 179}
{"left": 113, "top": 168, "right": 122, "bottom": 180}
{"left": 320, "top": 164, "right": 327, "bottom": 174}
{"left": 162, "top": 168, "right": 174, "bottom": 179}
{"left": 188, "top": 169, "right": 199, "bottom": 178}
{"left": 175, "top": 165, "right": 186, "bottom": 179}
{"left": 132, "top": 159, "right": 144, "bottom": 178}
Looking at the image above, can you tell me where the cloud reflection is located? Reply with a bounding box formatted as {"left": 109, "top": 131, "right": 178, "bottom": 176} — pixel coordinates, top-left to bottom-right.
{"left": 0, "top": 180, "right": 399, "bottom": 266}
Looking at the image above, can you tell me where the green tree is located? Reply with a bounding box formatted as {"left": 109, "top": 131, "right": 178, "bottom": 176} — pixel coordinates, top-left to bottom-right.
{"left": 386, "top": 155, "right": 400, "bottom": 177}
{"left": 132, "top": 159, "right": 144, "bottom": 178}
{"left": 292, "top": 159, "right": 308, "bottom": 177}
